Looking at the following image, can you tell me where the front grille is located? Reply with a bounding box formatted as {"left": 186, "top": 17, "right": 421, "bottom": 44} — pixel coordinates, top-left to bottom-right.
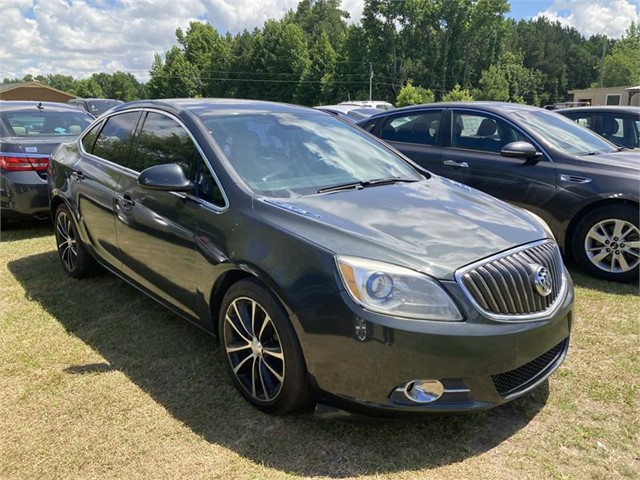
{"left": 492, "top": 339, "right": 567, "bottom": 398}
{"left": 457, "top": 241, "right": 564, "bottom": 318}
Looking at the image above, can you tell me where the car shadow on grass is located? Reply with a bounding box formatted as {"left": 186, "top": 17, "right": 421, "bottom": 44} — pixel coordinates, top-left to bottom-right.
{"left": 1, "top": 220, "right": 53, "bottom": 242}
{"left": 9, "top": 251, "right": 550, "bottom": 478}
{"left": 564, "top": 258, "right": 639, "bottom": 296}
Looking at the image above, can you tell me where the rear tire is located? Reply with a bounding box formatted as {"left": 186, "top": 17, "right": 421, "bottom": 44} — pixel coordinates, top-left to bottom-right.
{"left": 54, "top": 204, "right": 98, "bottom": 278}
{"left": 219, "top": 278, "right": 312, "bottom": 415}
{"left": 572, "top": 204, "right": 639, "bottom": 282}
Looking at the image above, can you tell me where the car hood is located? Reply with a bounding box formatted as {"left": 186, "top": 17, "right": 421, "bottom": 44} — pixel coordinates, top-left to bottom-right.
{"left": 578, "top": 150, "right": 640, "bottom": 173}
{"left": 254, "top": 177, "right": 548, "bottom": 280}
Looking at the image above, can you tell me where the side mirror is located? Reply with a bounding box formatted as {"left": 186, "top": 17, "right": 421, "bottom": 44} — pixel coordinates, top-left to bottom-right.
{"left": 500, "top": 141, "right": 541, "bottom": 160}
{"left": 138, "top": 164, "right": 193, "bottom": 192}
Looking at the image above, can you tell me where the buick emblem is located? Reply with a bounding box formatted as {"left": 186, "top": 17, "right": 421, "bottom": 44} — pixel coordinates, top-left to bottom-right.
{"left": 531, "top": 265, "right": 553, "bottom": 297}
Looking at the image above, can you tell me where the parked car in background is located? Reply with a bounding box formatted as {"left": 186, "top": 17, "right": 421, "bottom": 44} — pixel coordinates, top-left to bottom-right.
{"left": 341, "top": 100, "right": 395, "bottom": 111}
{"left": 314, "top": 104, "right": 383, "bottom": 123}
{"left": 542, "top": 101, "right": 590, "bottom": 110}
{"left": 359, "top": 102, "right": 640, "bottom": 282}
{"left": 49, "top": 99, "right": 572, "bottom": 417}
{"left": 558, "top": 106, "right": 640, "bottom": 150}
{"left": 68, "top": 98, "right": 124, "bottom": 117}
{"left": 1, "top": 101, "right": 93, "bottom": 228}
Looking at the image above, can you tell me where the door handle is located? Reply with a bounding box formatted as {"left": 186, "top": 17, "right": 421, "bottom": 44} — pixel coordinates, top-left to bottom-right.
{"left": 559, "top": 174, "right": 592, "bottom": 184}
{"left": 443, "top": 160, "right": 469, "bottom": 168}
{"left": 117, "top": 194, "right": 135, "bottom": 208}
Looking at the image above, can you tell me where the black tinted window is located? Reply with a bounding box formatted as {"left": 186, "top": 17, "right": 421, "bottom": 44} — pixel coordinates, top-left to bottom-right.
{"left": 134, "top": 112, "right": 224, "bottom": 207}
{"left": 93, "top": 112, "right": 141, "bottom": 166}
{"left": 382, "top": 111, "right": 442, "bottom": 145}
{"left": 81, "top": 120, "right": 104, "bottom": 153}
{"left": 599, "top": 113, "right": 638, "bottom": 148}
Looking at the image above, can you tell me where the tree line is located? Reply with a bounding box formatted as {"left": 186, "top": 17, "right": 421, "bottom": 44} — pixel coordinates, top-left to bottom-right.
{"left": 4, "top": 0, "right": 639, "bottom": 107}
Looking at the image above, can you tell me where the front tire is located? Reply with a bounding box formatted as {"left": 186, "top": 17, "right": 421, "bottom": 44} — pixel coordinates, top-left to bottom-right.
{"left": 219, "top": 279, "right": 312, "bottom": 415}
{"left": 54, "top": 204, "right": 97, "bottom": 278}
{"left": 572, "top": 204, "right": 639, "bottom": 282}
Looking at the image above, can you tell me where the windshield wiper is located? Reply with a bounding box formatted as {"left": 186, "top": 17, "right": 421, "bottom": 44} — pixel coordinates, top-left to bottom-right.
{"left": 317, "top": 177, "right": 419, "bottom": 194}
{"left": 363, "top": 177, "right": 419, "bottom": 186}
{"left": 317, "top": 181, "right": 364, "bottom": 194}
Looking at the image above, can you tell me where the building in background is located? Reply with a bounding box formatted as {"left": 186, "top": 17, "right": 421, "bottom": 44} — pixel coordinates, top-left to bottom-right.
{"left": 568, "top": 85, "right": 640, "bottom": 107}
{"left": 0, "top": 81, "right": 76, "bottom": 103}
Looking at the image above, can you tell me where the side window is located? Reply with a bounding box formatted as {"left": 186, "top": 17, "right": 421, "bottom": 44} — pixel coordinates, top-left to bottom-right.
{"left": 563, "top": 113, "right": 594, "bottom": 130}
{"left": 133, "top": 112, "right": 225, "bottom": 207}
{"left": 93, "top": 112, "right": 141, "bottom": 166}
{"left": 81, "top": 120, "right": 104, "bottom": 153}
{"left": 360, "top": 119, "right": 378, "bottom": 133}
{"left": 599, "top": 114, "right": 623, "bottom": 145}
{"left": 452, "top": 111, "right": 526, "bottom": 153}
{"left": 381, "top": 110, "right": 442, "bottom": 145}
{"left": 600, "top": 114, "right": 639, "bottom": 148}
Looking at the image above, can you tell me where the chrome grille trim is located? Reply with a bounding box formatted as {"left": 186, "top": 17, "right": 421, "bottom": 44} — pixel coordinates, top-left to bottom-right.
{"left": 455, "top": 240, "right": 567, "bottom": 322}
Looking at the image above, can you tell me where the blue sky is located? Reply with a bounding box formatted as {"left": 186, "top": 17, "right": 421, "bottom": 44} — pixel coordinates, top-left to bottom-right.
{"left": 509, "top": 0, "right": 556, "bottom": 19}
{"left": 1, "top": 0, "right": 638, "bottom": 82}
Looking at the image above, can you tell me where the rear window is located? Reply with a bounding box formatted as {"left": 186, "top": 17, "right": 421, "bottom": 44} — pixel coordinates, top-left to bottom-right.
{"left": 1, "top": 110, "right": 92, "bottom": 137}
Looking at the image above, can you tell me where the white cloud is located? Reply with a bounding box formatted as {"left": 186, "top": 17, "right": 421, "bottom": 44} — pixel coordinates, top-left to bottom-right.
{"left": 535, "top": 0, "right": 640, "bottom": 38}
{"left": 3, "top": 0, "right": 636, "bottom": 84}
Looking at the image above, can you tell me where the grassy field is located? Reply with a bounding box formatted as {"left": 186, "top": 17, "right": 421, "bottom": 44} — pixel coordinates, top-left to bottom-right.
{"left": 1, "top": 223, "right": 638, "bottom": 480}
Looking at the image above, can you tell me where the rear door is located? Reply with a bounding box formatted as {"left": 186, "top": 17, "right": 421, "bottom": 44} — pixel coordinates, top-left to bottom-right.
{"left": 114, "top": 110, "right": 219, "bottom": 318}
{"left": 73, "top": 111, "right": 142, "bottom": 268}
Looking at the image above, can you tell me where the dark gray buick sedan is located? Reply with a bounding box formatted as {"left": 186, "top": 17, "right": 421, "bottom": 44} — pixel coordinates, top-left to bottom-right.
{"left": 48, "top": 99, "right": 573, "bottom": 417}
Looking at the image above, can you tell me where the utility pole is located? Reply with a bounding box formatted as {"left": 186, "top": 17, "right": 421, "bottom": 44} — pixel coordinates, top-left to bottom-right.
{"left": 369, "top": 62, "right": 373, "bottom": 101}
{"left": 599, "top": 38, "right": 607, "bottom": 87}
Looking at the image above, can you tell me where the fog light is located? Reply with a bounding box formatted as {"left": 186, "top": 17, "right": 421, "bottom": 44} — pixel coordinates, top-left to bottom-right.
{"left": 391, "top": 379, "right": 444, "bottom": 404}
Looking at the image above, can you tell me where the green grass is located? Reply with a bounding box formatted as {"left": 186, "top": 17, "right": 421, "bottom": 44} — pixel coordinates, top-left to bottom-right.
{"left": 1, "top": 223, "right": 639, "bottom": 480}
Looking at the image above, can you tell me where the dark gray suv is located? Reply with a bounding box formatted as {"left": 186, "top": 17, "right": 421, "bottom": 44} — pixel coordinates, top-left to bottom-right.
{"left": 359, "top": 102, "right": 640, "bottom": 282}
{"left": 49, "top": 99, "right": 573, "bottom": 417}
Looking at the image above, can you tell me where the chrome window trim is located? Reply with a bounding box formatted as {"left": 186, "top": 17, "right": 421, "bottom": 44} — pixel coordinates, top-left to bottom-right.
{"left": 455, "top": 239, "right": 568, "bottom": 323}
{"left": 78, "top": 107, "right": 229, "bottom": 212}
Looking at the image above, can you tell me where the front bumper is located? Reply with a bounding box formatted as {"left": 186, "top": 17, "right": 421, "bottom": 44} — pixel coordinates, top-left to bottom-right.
{"left": 1, "top": 170, "right": 50, "bottom": 219}
{"left": 295, "top": 273, "right": 574, "bottom": 416}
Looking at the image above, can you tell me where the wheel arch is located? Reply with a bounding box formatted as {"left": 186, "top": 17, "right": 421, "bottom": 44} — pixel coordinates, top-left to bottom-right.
{"left": 207, "top": 265, "right": 299, "bottom": 338}
{"left": 564, "top": 197, "right": 639, "bottom": 254}
{"left": 49, "top": 193, "right": 67, "bottom": 220}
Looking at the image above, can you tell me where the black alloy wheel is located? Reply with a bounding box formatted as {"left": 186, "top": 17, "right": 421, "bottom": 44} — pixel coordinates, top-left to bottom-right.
{"left": 219, "top": 279, "right": 312, "bottom": 414}
{"left": 54, "top": 204, "right": 97, "bottom": 278}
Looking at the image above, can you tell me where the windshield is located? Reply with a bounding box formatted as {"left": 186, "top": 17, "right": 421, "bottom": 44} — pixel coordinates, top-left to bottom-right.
{"left": 200, "top": 112, "right": 422, "bottom": 197}
{"left": 511, "top": 109, "right": 618, "bottom": 155}
{"left": 2, "top": 110, "right": 92, "bottom": 137}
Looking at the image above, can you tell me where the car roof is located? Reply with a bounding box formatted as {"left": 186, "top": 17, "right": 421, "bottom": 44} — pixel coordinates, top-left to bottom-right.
{"left": 0, "top": 101, "right": 89, "bottom": 113}
{"left": 111, "top": 98, "right": 317, "bottom": 117}
{"left": 316, "top": 104, "right": 367, "bottom": 113}
{"left": 360, "top": 101, "right": 543, "bottom": 122}
{"left": 558, "top": 106, "right": 640, "bottom": 114}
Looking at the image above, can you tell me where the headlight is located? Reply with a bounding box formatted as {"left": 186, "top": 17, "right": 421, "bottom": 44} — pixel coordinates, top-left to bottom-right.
{"left": 336, "top": 256, "right": 462, "bottom": 321}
